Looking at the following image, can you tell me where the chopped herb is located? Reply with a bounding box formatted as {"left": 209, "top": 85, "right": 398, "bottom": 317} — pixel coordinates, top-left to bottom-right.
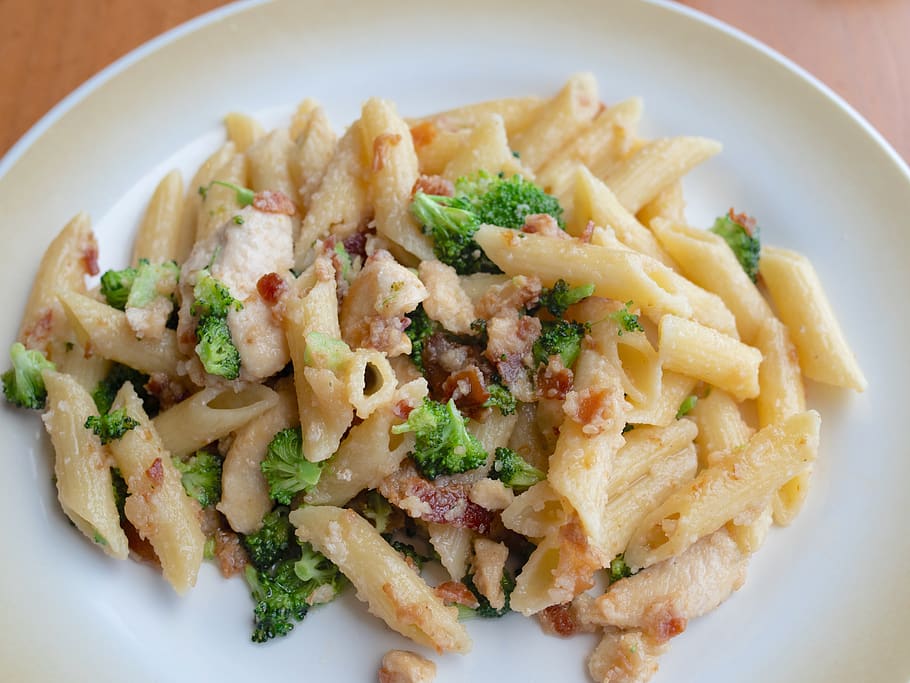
{"left": 676, "top": 395, "right": 698, "bottom": 419}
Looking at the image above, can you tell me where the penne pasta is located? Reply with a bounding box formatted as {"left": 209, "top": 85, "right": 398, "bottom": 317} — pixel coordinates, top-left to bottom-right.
{"left": 131, "top": 169, "right": 185, "bottom": 266}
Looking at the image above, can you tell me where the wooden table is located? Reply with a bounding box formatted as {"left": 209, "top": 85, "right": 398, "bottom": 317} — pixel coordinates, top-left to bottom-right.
{"left": 2, "top": 0, "right": 908, "bottom": 161}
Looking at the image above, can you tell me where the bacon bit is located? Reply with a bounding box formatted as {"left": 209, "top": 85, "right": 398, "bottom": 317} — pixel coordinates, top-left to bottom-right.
{"left": 653, "top": 614, "right": 688, "bottom": 643}
{"left": 342, "top": 231, "right": 369, "bottom": 260}
{"left": 728, "top": 208, "right": 757, "bottom": 236}
{"left": 393, "top": 400, "right": 414, "bottom": 420}
{"left": 538, "top": 603, "right": 580, "bottom": 637}
{"left": 145, "top": 458, "right": 164, "bottom": 486}
{"left": 81, "top": 244, "right": 100, "bottom": 276}
{"left": 434, "top": 581, "right": 479, "bottom": 608}
{"left": 145, "top": 373, "right": 190, "bottom": 411}
{"left": 372, "top": 133, "right": 403, "bottom": 172}
{"left": 21, "top": 309, "right": 54, "bottom": 352}
{"left": 412, "top": 174, "right": 454, "bottom": 197}
{"left": 123, "top": 519, "right": 160, "bottom": 567}
{"left": 537, "top": 357, "right": 574, "bottom": 400}
{"left": 441, "top": 366, "right": 490, "bottom": 412}
{"left": 214, "top": 528, "right": 247, "bottom": 578}
{"left": 409, "top": 121, "right": 437, "bottom": 148}
{"left": 256, "top": 272, "right": 287, "bottom": 306}
{"left": 522, "top": 213, "right": 569, "bottom": 239}
{"left": 252, "top": 190, "right": 297, "bottom": 215}
{"left": 579, "top": 220, "right": 596, "bottom": 244}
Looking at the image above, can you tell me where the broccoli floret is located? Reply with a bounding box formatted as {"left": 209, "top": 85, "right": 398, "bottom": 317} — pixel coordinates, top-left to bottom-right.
{"left": 99, "top": 266, "right": 138, "bottom": 310}
{"left": 490, "top": 447, "right": 545, "bottom": 490}
{"left": 191, "top": 269, "right": 242, "bottom": 319}
{"left": 457, "top": 571, "right": 516, "bottom": 619}
{"left": 195, "top": 315, "right": 241, "bottom": 380}
{"left": 303, "top": 332, "right": 352, "bottom": 370}
{"left": 538, "top": 279, "right": 595, "bottom": 318}
{"left": 483, "top": 383, "right": 517, "bottom": 416}
{"left": 260, "top": 428, "right": 323, "bottom": 505}
{"left": 84, "top": 408, "right": 139, "bottom": 444}
{"left": 387, "top": 539, "right": 433, "bottom": 571}
{"left": 111, "top": 467, "right": 128, "bottom": 518}
{"left": 410, "top": 191, "right": 497, "bottom": 274}
{"left": 404, "top": 304, "right": 435, "bottom": 372}
{"left": 245, "top": 541, "right": 345, "bottom": 643}
{"left": 362, "top": 490, "right": 393, "bottom": 534}
{"left": 409, "top": 172, "right": 563, "bottom": 275}
{"left": 532, "top": 320, "right": 590, "bottom": 368}
{"left": 710, "top": 210, "right": 761, "bottom": 282}
{"left": 676, "top": 394, "right": 698, "bottom": 419}
{"left": 609, "top": 301, "right": 644, "bottom": 336}
{"left": 609, "top": 554, "right": 633, "bottom": 584}
{"left": 455, "top": 171, "right": 564, "bottom": 229}
{"left": 172, "top": 451, "right": 222, "bottom": 507}
{"left": 2, "top": 342, "right": 55, "bottom": 409}
{"left": 91, "top": 363, "right": 156, "bottom": 415}
{"left": 391, "top": 398, "right": 487, "bottom": 480}
{"left": 241, "top": 506, "right": 295, "bottom": 571}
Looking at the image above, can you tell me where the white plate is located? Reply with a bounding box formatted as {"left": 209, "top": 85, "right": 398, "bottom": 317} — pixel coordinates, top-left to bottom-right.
{"left": 1, "top": 1, "right": 908, "bottom": 681}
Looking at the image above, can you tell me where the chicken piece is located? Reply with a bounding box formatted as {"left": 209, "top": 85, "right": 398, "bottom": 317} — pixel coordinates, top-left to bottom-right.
{"left": 471, "top": 538, "right": 510, "bottom": 610}
{"left": 177, "top": 205, "right": 293, "bottom": 385}
{"left": 340, "top": 250, "right": 427, "bottom": 356}
{"left": 476, "top": 274, "right": 541, "bottom": 319}
{"left": 594, "top": 529, "right": 748, "bottom": 642}
{"left": 418, "top": 260, "right": 476, "bottom": 335}
{"left": 587, "top": 629, "right": 667, "bottom": 683}
{"left": 378, "top": 650, "right": 436, "bottom": 683}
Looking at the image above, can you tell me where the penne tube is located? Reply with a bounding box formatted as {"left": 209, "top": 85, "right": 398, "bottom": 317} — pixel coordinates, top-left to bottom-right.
{"left": 131, "top": 169, "right": 185, "bottom": 266}
{"left": 247, "top": 127, "right": 297, "bottom": 201}
{"left": 689, "top": 388, "right": 753, "bottom": 466}
{"left": 196, "top": 151, "right": 248, "bottom": 242}
{"left": 152, "top": 384, "right": 279, "bottom": 459}
{"left": 224, "top": 112, "right": 264, "bottom": 152}
{"left": 428, "top": 522, "right": 474, "bottom": 581}
{"left": 178, "top": 142, "right": 235, "bottom": 262}
{"left": 289, "top": 104, "right": 337, "bottom": 209}
{"left": 406, "top": 96, "right": 543, "bottom": 139}
{"left": 625, "top": 371, "right": 698, "bottom": 427}
{"left": 290, "top": 505, "right": 471, "bottom": 654}
{"left": 58, "top": 290, "right": 179, "bottom": 376}
{"left": 607, "top": 419, "right": 698, "bottom": 497}
{"left": 442, "top": 113, "right": 527, "bottom": 182}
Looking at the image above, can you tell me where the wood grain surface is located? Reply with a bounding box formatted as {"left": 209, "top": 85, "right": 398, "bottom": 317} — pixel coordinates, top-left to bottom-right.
{"left": 1, "top": 0, "right": 907, "bottom": 160}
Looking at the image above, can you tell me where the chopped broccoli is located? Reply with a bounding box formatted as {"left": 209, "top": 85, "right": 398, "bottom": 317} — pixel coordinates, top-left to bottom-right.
{"left": 362, "top": 491, "right": 393, "bottom": 534}
{"left": 111, "top": 467, "right": 128, "bottom": 518}
{"left": 538, "top": 279, "right": 595, "bottom": 318}
{"left": 532, "top": 320, "right": 590, "bottom": 368}
{"left": 410, "top": 171, "right": 564, "bottom": 274}
{"left": 303, "top": 332, "right": 352, "bottom": 371}
{"left": 260, "top": 428, "right": 323, "bottom": 505}
{"left": 676, "top": 395, "right": 698, "bottom": 419}
{"left": 457, "top": 571, "right": 516, "bottom": 619}
{"left": 483, "top": 383, "right": 517, "bottom": 416}
{"left": 387, "top": 539, "right": 433, "bottom": 571}
{"left": 2, "top": 342, "right": 55, "bottom": 409}
{"left": 91, "top": 363, "right": 156, "bottom": 415}
{"left": 710, "top": 210, "right": 761, "bottom": 282}
{"left": 245, "top": 539, "right": 345, "bottom": 642}
{"left": 84, "top": 408, "right": 139, "bottom": 445}
{"left": 191, "top": 269, "right": 242, "bottom": 319}
{"left": 200, "top": 180, "right": 256, "bottom": 207}
{"left": 99, "top": 266, "right": 137, "bottom": 310}
{"left": 241, "top": 506, "right": 295, "bottom": 571}
{"left": 404, "top": 304, "right": 435, "bottom": 372}
{"left": 490, "top": 447, "right": 545, "bottom": 490}
{"left": 195, "top": 315, "right": 241, "bottom": 380}
{"left": 391, "top": 398, "right": 487, "bottom": 480}
{"left": 454, "top": 171, "right": 564, "bottom": 229}
{"left": 99, "top": 259, "right": 179, "bottom": 311}
{"left": 609, "top": 300, "right": 644, "bottom": 335}
{"left": 609, "top": 554, "right": 633, "bottom": 584}
{"left": 172, "top": 451, "right": 222, "bottom": 507}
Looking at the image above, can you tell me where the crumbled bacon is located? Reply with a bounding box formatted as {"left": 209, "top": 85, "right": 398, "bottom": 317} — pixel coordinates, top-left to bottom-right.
{"left": 727, "top": 208, "right": 757, "bottom": 236}
{"left": 434, "top": 581, "right": 479, "bottom": 608}
{"left": 144, "top": 373, "right": 190, "bottom": 411}
{"left": 21, "top": 309, "right": 54, "bottom": 353}
{"left": 372, "top": 133, "right": 403, "bottom": 172}
{"left": 81, "top": 243, "right": 100, "bottom": 276}
{"left": 253, "top": 190, "right": 297, "bottom": 215}
{"left": 409, "top": 121, "right": 437, "bottom": 148}
{"left": 421, "top": 333, "right": 493, "bottom": 402}
{"left": 653, "top": 613, "right": 688, "bottom": 643}
{"left": 579, "top": 220, "right": 596, "bottom": 244}
{"left": 342, "top": 231, "right": 369, "bottom": 260}
{"left": 476, "top": 275, "right": 542, "bottom": 319}
{"left": 145, "top": 457, "right": 164, "bottom": 486}
{"left": 412, "top": 174, "right": 454, "bottom": 198}
{"left": 441, "top": 366, "right": 490, "bottom": 412}
{"left": 538, "top": 603, "right": 581, "bottom": 638}
{"left": 393, "top": 400, "right": 414, "bottom": 420}
{"left": 214, "top": 528, "right": 247, "bottom": 578}
{"left": 256, "top": 272, "right": 287, "bottom": 306}
{"left": 522, "top": 213, "right": 569, "bottom": 239}
{"left": 537, "top": 356, "right": 574, "bottom": 400}
{"left": 123, "top": 519, "right": 159, "bottom": 566}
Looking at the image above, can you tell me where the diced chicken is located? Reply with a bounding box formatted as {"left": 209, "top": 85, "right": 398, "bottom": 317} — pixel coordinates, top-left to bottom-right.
{"left": 587, "top": 629, "right": 667, "bottom": 683}
{"left": 177, "top": 205, "right": 294, "bottom": 385}
{"left": 471, "top": 538, "right": 510, "bottom": 610}
{"left": 418, "top": 260, "right": 476, "bottom": 334}
{"left": 340, "top": 250, "right": 427, "bottom": 356}
{"left": 378, "top": 650, "right": 437, "bottom": 683}
{"left": 594, "top": 529, "right": 748, "bottom": 642}
{"left": 126, "top": 296, "right": 173, "bottom": 341}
